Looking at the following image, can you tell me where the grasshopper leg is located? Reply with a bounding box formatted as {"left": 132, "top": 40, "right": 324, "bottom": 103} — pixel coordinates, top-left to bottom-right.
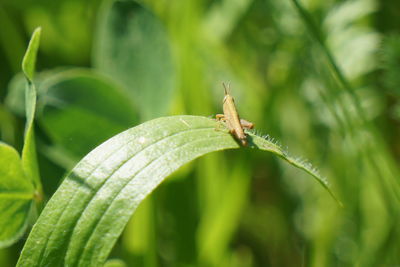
{"left": 240, "top": 119, "right": 254, "bottom": 129}
{"left": 215, "top": 114, "right": 226, "bottom": 121}
{"left": 215, "top": 114, "right": 230, "bottom": 132}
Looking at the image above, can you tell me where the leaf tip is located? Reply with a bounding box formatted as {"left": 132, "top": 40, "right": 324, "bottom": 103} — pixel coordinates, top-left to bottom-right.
{"left": 22, "top": 27, "right": 42, "bottom": 82}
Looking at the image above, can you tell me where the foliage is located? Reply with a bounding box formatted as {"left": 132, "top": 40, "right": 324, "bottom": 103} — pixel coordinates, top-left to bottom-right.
{"left": 0, "top": 27, "right": 42, "bottom": 250}
{"left": 1, "top": 0, "right": 400, "bottom": 266}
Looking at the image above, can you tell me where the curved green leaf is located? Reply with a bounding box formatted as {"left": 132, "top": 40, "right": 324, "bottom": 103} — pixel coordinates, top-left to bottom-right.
{"left": 0, "top": 142, "right": 35, "bottom": 248}
{"left": 17, "top": 116, "right": 337, "bottom": 267}
{"left": 93, "top": 0, "right": 175, "bottom": 120}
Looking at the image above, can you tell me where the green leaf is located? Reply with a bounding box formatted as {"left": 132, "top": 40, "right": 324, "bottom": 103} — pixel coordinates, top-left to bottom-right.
{"left": 22, "top": 27, "right": 41, "bottom": 82}
{"left": 22, "top": 27, "right": 42, "bottom": 191}
{"left": 5, "top": 72, "right": 28, "bottom": 117}
{"left": 0, "top": 27, "right": 42, "bottom": 249}
{"left": 22, "top": 84, "right": 40, "bottom": 189}
{"left": 5, "top": 68, "right": 138, "bottom": 166}
{"left": 37, "top": 69, "right": 138, "bottom": 160}
{"left": 93, "top": 0, "right": 175, "bottom": 120}
{"left": 5, "top": 68, "right": 70, "bottom": 117}
{"left": 0, "top": 142, "right": 35, "bottom": 249}
{"left": 17, "top": 116, "right": 337, "bottom": 267}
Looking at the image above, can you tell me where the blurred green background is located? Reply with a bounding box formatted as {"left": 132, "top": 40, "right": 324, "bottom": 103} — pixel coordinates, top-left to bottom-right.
{"left": 1, "top": 0, "right": 400, "bottom": 266}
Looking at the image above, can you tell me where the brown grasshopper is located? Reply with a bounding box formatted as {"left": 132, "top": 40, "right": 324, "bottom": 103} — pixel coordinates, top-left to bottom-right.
{"left": 216, "top": 83, "right": 254, "bottom": 146}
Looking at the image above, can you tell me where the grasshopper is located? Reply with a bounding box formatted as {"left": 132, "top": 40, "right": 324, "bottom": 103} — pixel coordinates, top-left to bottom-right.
{"left": 216, "top": 83, "right": 254, "bottom": 146}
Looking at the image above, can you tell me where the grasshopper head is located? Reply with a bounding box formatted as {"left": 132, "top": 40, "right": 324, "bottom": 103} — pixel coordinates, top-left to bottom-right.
{"left": 222, "top": 82, "right": 233, "bottom": 103}
{"left": 223, "top": 94, "right": 234, "bottom": 103}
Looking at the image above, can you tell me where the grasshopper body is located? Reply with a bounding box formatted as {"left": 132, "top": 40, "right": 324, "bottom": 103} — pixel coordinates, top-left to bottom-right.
{"left": 216, "top": 83, "right": 254, "bottom": 146}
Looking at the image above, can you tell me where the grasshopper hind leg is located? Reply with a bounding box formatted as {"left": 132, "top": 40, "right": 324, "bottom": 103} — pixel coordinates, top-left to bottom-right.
{"left": 240, "top": 119, "right": 254, "bottom": 129}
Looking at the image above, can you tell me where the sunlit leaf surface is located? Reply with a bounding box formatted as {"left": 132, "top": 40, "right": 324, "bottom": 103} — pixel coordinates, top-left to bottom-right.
{"left": 0, "top": 143, "right": 35, "bottom": 248}
{"left": 17, "top": 115, "right": 335, "bottom": 267}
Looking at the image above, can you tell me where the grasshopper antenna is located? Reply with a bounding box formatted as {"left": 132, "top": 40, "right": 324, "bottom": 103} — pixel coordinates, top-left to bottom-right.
{"left": 222, "top": 82, "right": 231, "bottom": 95}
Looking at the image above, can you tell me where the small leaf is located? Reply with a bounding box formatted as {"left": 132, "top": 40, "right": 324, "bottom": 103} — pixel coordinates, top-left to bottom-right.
{"left": 22, "top": 83, "right": 40, "bottom": 189}
{"left": 93, "top": 0, "right": 175, "bottom": 120}
{"left": 22, "top": 27, "right": 42, "bottom": 191}
{"left": 17, "top": 116, "right": 338, "bottom": 267}
{"left": 22, "top": 27, "right": 41, "bottom": 82}
{"left": 0, "top": 142, "right": 35, "bottom": 248}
